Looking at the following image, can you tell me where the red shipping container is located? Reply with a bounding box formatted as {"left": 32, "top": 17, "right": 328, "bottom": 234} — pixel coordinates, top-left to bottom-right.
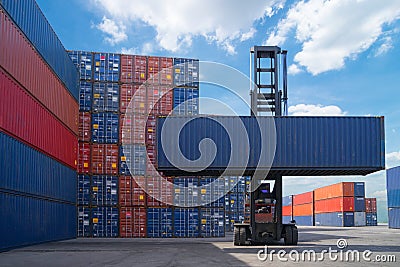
{"left": 79, "top": 112, "right": 91, "bottom": 142}
{"left": 120, "top": 55, "right": 134, "bottom": 83}
{"left": 0, "top": 69, "right": 77, "bottom": 169}
{"left": 91, "top": 144, "right": 118, "bottom": 174}
{"left": 365, "top": 198, "right": 377, "bottom": 213}
{"left": 120, "top": 113, "right": 146, "bottom": 144}
{"left": 134, "top": 56, "right": 147, "bottom": 83}
{"left": 314, "top": 182, "right": 355, "bottom": 201}
{"left": 293, "top": 203, "right": 314, "bottom": 216}
{"left": 146, "top": 144, "right": 157, "bottom": 166}
{"left": 0, "top": 11, "right": 78, "bottom": 134}
{"left": 146, "top": 176, "right": 173, "bottom": 206}
{"left": 120, "top": 84, "right": 146, "bottom": 114}
{"left": 146, "top": 115, "right": 156, "bottom": 146}
{"left": 282, "top": 205, "right": 292, "bottom": 216}
{"left": 78, "top": 143, "right": 91, "bottom": 173}
{"left": 293, "top": 191, "right": 314, "bottom": 205}
{"left": 148, "top": 85, "right": 173, "bottom": 115}
{"left": 120, "top": 207, "right": 147, "bottom": 238}
{"left": 119, "top": 176, "right": 146, "bottom": 206}
{"left": 314, "top": 197, "right": 354, "bottom": 214}
{"left": 119, "top": 176, "right": 133, "bottom": 206}
{"left": 159, "top": 57, "right": 173, "bottom": 85}
{"left": 147, "top": 56, "right": 160, "bottom": 84}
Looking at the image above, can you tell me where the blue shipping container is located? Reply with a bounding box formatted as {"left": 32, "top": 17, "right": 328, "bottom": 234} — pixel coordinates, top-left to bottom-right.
{"left": 0, "top": 192, "right": 76, "bottom": 251}
{"left": 199, "top": 177, "right": 224, "bottom": 207}
{"left": 157, "top": 116, "right": 385, "bottom": 176}
{"left": 93, "top": 53, "right": 120, "bottom": 82}
{"left": 200, "top": 208, "right": 225, "bottom": 237}
{"left": 0, "top": 0, "right": 79, "bottom": 101}
{"left": 147, "top": 208, "right": 173, "bottom": 237}
{"left": 173, "top": 58, "right": 199, "bottom": 87}
{"left": 91, "top": 176, "right": 118, "bottom": 206}
{"left": 354, "top": 197, "right": 366, "bottom": 212}
{"left": 91, "top": 207, "right": 119, "bottom": 237}
{"left": 92, "top": 83, "right": 119, "bottom": 112}
{"left": 79, "top": 81, "right": 92, "bottom": 111}
{"left": 172, "top": 88, "right": 199, "bottom": 115}
{"left": 225, "top": 211, "right": 244, "bottom": 232}
{"left": 293, "top": 215, "right": 313, "bottom": 226}
{"left": 78, "top": 206, "right": 90, "bottom": 237}
{"left": 78, "top": 175, "right": 90, "bottom": 205}
{"left": 282, "top": 195, "right": 293, "bottom": 206}
{"left": 120, "top": 145, "right": 146, "bottom": 175}
{"left": 68, "top": 51, "right": 93, "bottom": 80}
{"left": 174, "top": 208, "right": 199, "bottom": 237}
{"left": 315, "top": 212, "right": 354, "bottom": 227}
{"left": 0, "top": 132, "right": 76, "bottom": 203}
{"left": 225, "top": 192, "right": 245, "bottom": 212}
{"left": 92, "top": 113, "right": 119, "bottom": 143}
{"left": 387, "top": 166, "right": 400, "bottom": 208}
{"left": 388, "top": 208, "right": 400, "bottom": 229}
{"left": 366, "top": 212, "right": 378, "bottom": 226}
{"left": 174, "top": 177, "right": 199, "bottom": 207}
{"left": 283, "top": 216, "right": 292, "bottom": 224}
{"left": 354, "top": 182, "right": 365, "bottom": 197}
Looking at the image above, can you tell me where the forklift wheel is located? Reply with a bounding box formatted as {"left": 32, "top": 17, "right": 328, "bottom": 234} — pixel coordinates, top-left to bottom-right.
{"left": 284, "top": 225, "right": 298, "bottom": 245}
{"left": 234, "top": 227, "right": 240, "bottom": 246}
{"left": 233, "top": 226, "right": 247, "bottom": 246}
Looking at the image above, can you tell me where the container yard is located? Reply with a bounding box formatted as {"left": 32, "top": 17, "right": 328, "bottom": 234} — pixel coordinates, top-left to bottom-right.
{"left": 1, "top": 0, "right": 400, "bottom": 266}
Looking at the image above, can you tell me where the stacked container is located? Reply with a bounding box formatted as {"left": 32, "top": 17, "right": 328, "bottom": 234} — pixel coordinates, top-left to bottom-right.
{"left": 387, "top": 166, "right": 400, "bottom": 229}
{"left": 282, "top": 195, "right": 293, "bottom": 224}
{"left": 0, "top": 1, "right": 78, "bottom": 251}
{"left": 226, "top": 177, "right": 249, "bottom": 231}
{"left": 365, "top": 198, "right": 377, "bottom": 226}
{"left": 293, "top": 192, "right": 314, "bottom": 226}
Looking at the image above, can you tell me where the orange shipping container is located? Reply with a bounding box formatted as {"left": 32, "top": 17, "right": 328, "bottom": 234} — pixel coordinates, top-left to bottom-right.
{"left": 293, "top": 203, "right": 314, "bottom": 216}
{"left": 365, "top": 198, "right": 377, "bottom": 213}
{"left": 293, "top": 191, "right": 314, "bottom": 205}
{"left": 314, "top": 182, "right": 354, "bottom": 201}
{"left": 314, "top": 197, "right": 354, "bottom": 213}
{"left": 282, "top": 205, "right": 292, "bottom": 216}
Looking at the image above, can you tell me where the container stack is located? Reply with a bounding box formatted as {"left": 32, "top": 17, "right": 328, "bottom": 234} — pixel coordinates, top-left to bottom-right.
{"left": 387, "top": 166, "right": 400, "bottom": 229}
{"left": 282, "top": 195, "right": 293, "bottom": 224}
{"left": 365, "top": 198, "right": 378, "bottom": 226}
{"left": 0, "top": 1, "right": 79, "bottom": 250}
{"left": 293, "top": 192, "right": 314, "bottom": 226}
{"left": 226, "top": 177, "right": 250, "bottom": 231}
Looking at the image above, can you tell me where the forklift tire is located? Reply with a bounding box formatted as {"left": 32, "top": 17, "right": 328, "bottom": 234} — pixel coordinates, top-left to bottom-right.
{"left": 291, "top": 226, "right": 298, "bottom": 245}
{"left": 234, "top": 226, "right": 240, "bottom": 246}
{"left": 284, "top": 225, "right": 298, "bottom": 245}
{"left": 239, "top": 227, "right": 247, "bottom": 245}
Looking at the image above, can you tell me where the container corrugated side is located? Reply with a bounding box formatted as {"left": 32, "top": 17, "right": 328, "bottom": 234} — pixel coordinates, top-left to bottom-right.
{"left": 0, "top": 192, "right": 76, "bottom": 251}
{"left": 388, "top": 208, "right": 400, "bottom": 229}
{"left": 77, "top": 175, "right": 90, "bottom": 205}
{"left": 293, "top": 215, "right": 313, "bottom": 226}
{"left": 0, "top": 69, "right": 77, "bottom": 169}
{"left": 293, "top": 191, "right": 313, "bottom": 205}
{"left": 0, "top": 0, "right": 79, "bottom": 100}
{"left": 0, "top": 10, "right": 78, "bottom": 134}
{"left": 354, "top": 197, "right": 366, "bottom": 212}
{"left": 0, "top": 132, "right": 76, "bottom": 203}
{"left": 157, "top": 116, "right": 385, "bottom": 176}
{"left": 315, "top": 212, "right": 354, "bottom": 227}
{"left": 293, "top": 203, "right": 313, "bottom": 216}
{"left": 354, "top": 182, "right": 365, "bottom": 197}
{"left": 314, "top": 197, "right": 354, "bottom": 213}
{"left": 282, "top": 205, "right": 292, "bottom": 216}
{"left": 314, "top": 182, "right": 354, "bottom": 201}
{"left": 387, "top": 166, "right": 400, "bottom": 208}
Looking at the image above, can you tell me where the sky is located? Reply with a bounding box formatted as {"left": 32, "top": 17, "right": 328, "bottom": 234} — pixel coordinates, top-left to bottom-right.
{"left": 36, "top": 0, "right": 400, "bottom": 222}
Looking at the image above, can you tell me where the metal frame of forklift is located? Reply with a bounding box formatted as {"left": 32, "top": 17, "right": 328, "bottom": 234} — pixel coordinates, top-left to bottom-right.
{"left": 233, "top": 46, "right": 297, "bottom": 246}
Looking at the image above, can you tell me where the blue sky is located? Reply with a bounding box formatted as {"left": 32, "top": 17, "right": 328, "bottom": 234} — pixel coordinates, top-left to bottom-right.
{"left": 37, "top": 0, "right": 400, "bottom": 222}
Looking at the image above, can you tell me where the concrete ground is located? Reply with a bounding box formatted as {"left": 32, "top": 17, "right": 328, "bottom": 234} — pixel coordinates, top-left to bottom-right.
{"left": 0, "top": 226, "right": 399, "bottom": 267}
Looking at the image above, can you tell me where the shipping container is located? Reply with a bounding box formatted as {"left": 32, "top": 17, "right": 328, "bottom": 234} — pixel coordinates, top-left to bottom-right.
{"left": 91, "top": 207, "right": 119, "bottom": 237}
{"left": 157, "top": 116, "right": 385, "bottom": 176}
{"left": 200, "top": 208, "right": 225, "bottom": 237}
{"left": 79, "top": 81, "right": 92, "bottom": 111}
{"left": 225, "top": 211, "right": 244, "bottom": 232}
{"left": 0, "top": 192, "right": 76, "bottom": 251}
{"left": 160, "top": 57, "right": 173, "bottom": 85}
{"left": 314, "top": 182, "right": 355, "bottom": 201}
{"left": 283, "top": 216, "right": 292, "bottom": 224}
{"left": 354, "top": 182, "right": 365, "bottom": 197}
{"left": 78, "top": 175, "right": 90, "bottom": 205}
{"left": 78, "top": 142, "right": 91, "bottom": 174}
{"left": 354, "top": 212, "right": 366, "bottom": 227}
{"left": 0, "top": 69, "right": 77, "bottom": 169}
{"left": 120, "top": 207, "right": 146, "bottom": 238}
{"left": 68, "top": 51, "right": 93, "bottom": 80}
{"left": 148, "top": 85, "right": 174, "bottom": 115}
{"left": 120, "top": 145, "right": 146, "bottom": 175}
{"left": 147, "top": 208, "right": 173, "bottom": 237}
{"left": 174, "top": 177, "right": 199, "bottom": 207}
{"left": 293, "top": 215, "right": 313, "bottom": 226}
{"left": 0, "top": 10, "right": 78, "bottom": 133}
{"left": 388, "top": 208, "right": 400, "bottom": 229}
{"left": 174, "top": 208, "right": 200, "bottom": 237}
{"left": 173, "top": 58, "right": 199, "bottom": 87}
{"left": 147, "top": 56, "right": 160, "bottom": 84}
{"left": 282, "top": 205, "right": 292, "bottom": 216}
{"left": 293, "top": 191, "right": 313, "bottom": 205}
{"left": 314, "top": 197, "right": 354, "bottom": 213}
{"left": 93, "top": 53, "right": 120, "bottom": 82}
{"left": 120, "top": 84, "right": 146, "bottom": 114}
{"left": 225, "top": 192, "right": 245, "bottom": 212}
{"left": 79, "top": 112, "right": 91, "bottom": 142}
{"left": 172, "top": 88, "right": 199, "bottom": 115}
{"left": 119, "top": 176, "right": 146, "bottom": 206}
{"left": 354, "top": 197, "right": 366, "bottom": 212}
{"left": 366, "top": 212, "right": 378, "bottom": 226}
{"left": 91, "top": 144, "right": 119, "bottom": 174}
{"left": 120, "top": 55, "right": 147, "bottom": 83}
{"left": 0, "top": 132, "right": 76, "bottom": 203}
{"left": 365, "top": 198, "right": 377, "bottom": 213}
{"left": 146, "top": 176, "right": 173, "bottom": 207}
{"left": 282, "top": 195, "right": 293, "bottom": 206}
{"left": 91, "top": 175, "right": 118, "bottom": 206}
{"left": 293, "top": 203, "right": 313, "bottom": 216}
{"left": 77, "top": 206, "right": 90, "bottom": 237}
{"left": 92, "top": 83, "right": 119, "bottom": 112}
{"left": 315, "top": 212, "right": 354, "bottom": 227}
{"left": 91, "top": 113, "right": 119, "bottom": 144}
{"left": 199, "top": 177, "right": 225, "bottom": 208}
{"left": 120, "top": 113, "right": 146, "bottom": 144}
{"left": 387, "top": 166, "right": 400, "bottom": 208}
{"left": 0, "top": 1, "right": 79, "bottom": 100}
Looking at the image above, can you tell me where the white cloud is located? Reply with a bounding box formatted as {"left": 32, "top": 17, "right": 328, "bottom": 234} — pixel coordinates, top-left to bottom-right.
{"left": 96, "top": 16, "right": 127, "bottom": 45}
{"left": 386, "top": 151, "right": 400, "bottom": 169}
{"left": 288, "top": 64, "right": 302, "bottom": 75}
{"left": 375, "top": 36, "right": 394, "bottom": 57}
{"left": 288, "top": 104, "right": 347, "bottom": 116}
{"left": 266, "top": 0, "right": 400, "bottom": 75}
{"left": 121, "top": 47, "right": 138, "bottom": 55}
{"left": 240, "top": 28, "right": 257, "bottom": 41}
{"left": 372, "top": 190, "right": 387, "bottom": 201}
{"left": 92, "top": 0, "right": 285, "bottom": 53}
